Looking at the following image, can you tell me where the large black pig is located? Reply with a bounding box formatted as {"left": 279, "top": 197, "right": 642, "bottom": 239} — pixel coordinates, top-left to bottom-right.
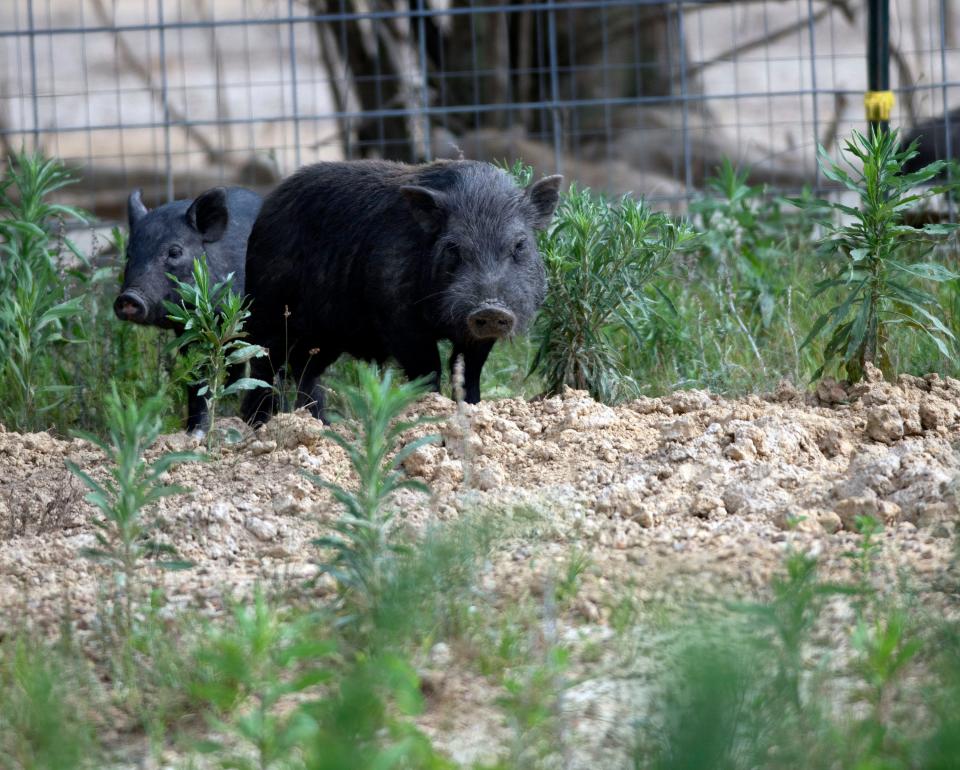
{"left": 115, "top": 186, "right": 263, "bottom": 435}
{"left": 240, "top": 160, "right": 561, "bottom": 425}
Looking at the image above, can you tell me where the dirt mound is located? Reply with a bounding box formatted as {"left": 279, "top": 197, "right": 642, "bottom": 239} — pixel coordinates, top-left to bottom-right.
{"left": 1, "top": 371, "right": 958, "bottom": 637}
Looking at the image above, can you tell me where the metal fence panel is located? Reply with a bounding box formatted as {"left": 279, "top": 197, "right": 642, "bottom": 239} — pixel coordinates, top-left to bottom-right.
{"left": 0, "top": 0, "right": 956, "bottom": 221}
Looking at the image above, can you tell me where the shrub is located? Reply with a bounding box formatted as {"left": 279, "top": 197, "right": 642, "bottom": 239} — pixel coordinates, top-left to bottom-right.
{"left": 0, "top": 152, "right": 87, "bottom": 431}
{"left": 795, "top": 128, "right": 958, "bottom": 381}
{"left": 66, "top": 384, "right": 200, "bottom": 637}
{"left": 531, "top": 186, "right": 694, "bottom": 402}
{"left": 165, "top": 255, "right": 269, "bottom": 447}
{"left": 0, "top": 637, "right": 99, "bottom": 769}
{"left": 0, "top": 153, "right": 175, "bottom": 435}
{"left": 307, "top": 364, "right": 438, "bottom": 623}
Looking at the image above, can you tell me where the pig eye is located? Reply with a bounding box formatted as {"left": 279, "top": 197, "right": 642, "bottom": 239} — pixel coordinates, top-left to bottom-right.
{"left": 166, "top": 245, "right": 184, "bottom": 261}
{"left": 512, "top": 237, "right": 527, "bottom": 259}
{"left": 445, "top": 244, "right": 461, "bottom": 261}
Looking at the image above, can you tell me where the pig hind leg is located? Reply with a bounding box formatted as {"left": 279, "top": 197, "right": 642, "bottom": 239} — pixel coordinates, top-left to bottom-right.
{"left": 291, "top": 350, "right": 339, "bottom": 423}
{"left": 389, "top": 334, "right": 442, "bottom": 393}
{"left": 241, "top": 355, "right": 282, "bottom": 427}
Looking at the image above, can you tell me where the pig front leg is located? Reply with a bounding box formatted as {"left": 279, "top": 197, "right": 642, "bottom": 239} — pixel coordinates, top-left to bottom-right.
{"left": 186, "top": 361, "right": 249, "bottom": 438}
{"left": 450, "top": 340, "right": 494, "bottom": 404}
{"left": 186, "top": 383, "right": 210, "bottom": 438}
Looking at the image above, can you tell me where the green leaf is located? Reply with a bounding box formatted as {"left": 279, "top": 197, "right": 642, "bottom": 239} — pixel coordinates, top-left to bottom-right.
{"left": 846, "top": 298, "right": 871, "bottom": 361}
{"left": 226, "top": 344, "right": 267, "bottom": 365}
{"left": 888, "top": 260, "right": 959, "bottom": 282}
{"left": 222, "top": 377, "right": 272, "bottom": 396}
{"left": 391, "top": 434, "right": 441, "bottom": 469}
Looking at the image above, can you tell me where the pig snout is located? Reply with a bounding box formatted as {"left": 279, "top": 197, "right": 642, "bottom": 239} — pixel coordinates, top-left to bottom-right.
{"left": 467, "top": 302, "right": 516, "bottom": 340}
{"left": 114, "top": 291, "right": 149, "bottom": 323}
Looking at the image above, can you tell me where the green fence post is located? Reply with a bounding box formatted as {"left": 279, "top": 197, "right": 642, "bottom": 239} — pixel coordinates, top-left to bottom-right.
{"left": 866, "top": 0, "right": 893, "bottom": 132}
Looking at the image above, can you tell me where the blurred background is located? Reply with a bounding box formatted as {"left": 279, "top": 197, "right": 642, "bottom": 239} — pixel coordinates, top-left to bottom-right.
{"left": 0, "top": 0, "right": 957, "bottom": 222}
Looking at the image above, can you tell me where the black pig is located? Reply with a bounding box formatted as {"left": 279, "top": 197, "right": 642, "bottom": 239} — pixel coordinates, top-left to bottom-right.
{"left": 240, "top": 160, "right": 561, "bottom": 425}
{"left": 902, "top": 108, "right": 960, "bottom": 176}
{"left": 115, "top": 186, "right": 263, "bottom": 435}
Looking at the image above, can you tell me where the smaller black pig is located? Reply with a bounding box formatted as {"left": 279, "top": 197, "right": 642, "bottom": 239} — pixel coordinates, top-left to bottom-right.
{"left": 240, "top": 160, "right": 561, "bottom": 426}
{"left": 115, "top": 186, "right": 263, "bottom": 436}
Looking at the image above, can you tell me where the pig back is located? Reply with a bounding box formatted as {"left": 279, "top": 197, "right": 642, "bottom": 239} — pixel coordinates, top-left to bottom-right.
{"left": 243, "top": 161, "right": 434, "bottom": 338}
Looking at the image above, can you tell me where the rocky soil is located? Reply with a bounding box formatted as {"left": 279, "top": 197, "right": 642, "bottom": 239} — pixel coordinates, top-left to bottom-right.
{"left": 1, "top": 364, "right": 959, "bottom": 766}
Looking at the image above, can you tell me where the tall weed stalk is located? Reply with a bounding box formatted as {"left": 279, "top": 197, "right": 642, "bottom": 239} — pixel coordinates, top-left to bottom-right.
{"left": 165, "top": 256, "right": 269, "bottom": 447}
{"left": 795, "top": 128, "right": 958, "bottom": 381}
{"left": 66, "top": 384, "right": 200, "bottom": 637}
{"left": 0, "top": 152, "right": 86, "bottom": 430}
{"left": 308, "top": 364, "right": 438, "bottom": 625}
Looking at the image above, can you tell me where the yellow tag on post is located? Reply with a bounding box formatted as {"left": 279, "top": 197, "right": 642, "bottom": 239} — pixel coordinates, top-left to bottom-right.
{"left": 864, "top": 90, "right": 895, "bottom": 122}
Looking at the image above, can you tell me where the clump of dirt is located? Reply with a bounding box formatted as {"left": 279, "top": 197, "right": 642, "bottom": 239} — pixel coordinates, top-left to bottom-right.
{"left": 1, "top": 372, "right": 958, "bottom": 766}
{"left": 0, "top": 368, "right": 956, "bottom": 636}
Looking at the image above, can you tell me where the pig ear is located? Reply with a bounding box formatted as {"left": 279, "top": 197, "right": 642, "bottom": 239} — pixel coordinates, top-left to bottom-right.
{"left": 525, "top": 175, "right": 563, "bottom": 230}
{"left": 127, "top": 189, "right": 148, "bottom": 229}
{"left": 400, "top": 185, "right": 448, "bottom": 235}
{"left": 186, "top": 187, "right": 229, "bottom": 242}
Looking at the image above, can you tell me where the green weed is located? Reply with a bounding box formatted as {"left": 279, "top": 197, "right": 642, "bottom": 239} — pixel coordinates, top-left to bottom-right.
{"left": 532, "top": 185, "right": 694, "bottom": 402}
{"left": 307, "top": 364, "right": 438, "bottom": 624}
{"left": 0, "top": 152, "right": 87, "bottom": 431}
{"left": 498, "top": 645, "right": 570, "bottom": 767}
{"left": 795, "top": 128, "right": 958, "bottom": 381}
{"left": 165, "top": 256, "right": 269, "bottom": 448}
{"left": 66, "top": 384, "right": 200, "bottom": 637}
{"left": 191, "top": 587, "right": 335, "bottom": 769}
{"left": 0, "top": 637, "right": 99, "bottom": 769}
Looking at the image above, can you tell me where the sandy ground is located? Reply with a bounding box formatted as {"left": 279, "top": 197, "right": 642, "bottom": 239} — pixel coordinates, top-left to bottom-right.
{"left": 1, "top": 365, "right": 959, "bottom": 766}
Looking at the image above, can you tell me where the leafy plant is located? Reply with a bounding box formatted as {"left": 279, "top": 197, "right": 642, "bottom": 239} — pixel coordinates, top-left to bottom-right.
{"left": 307, "top": 364, "right": 438, "bottom": 623}
{"left": 191, "top": 587, "right": 335, "bottom": 769}
{"left": 66, "top": 384, "right": 200, "bottom": 636}
{"left": 165, "top": 256, "right": 269, "bottom": 447}
{"left": 498, "top": 644, "right": 570, "bottom": 767}
{"left": 301, "top": 652, "right": 453, "bottom": 770}
{"left": 0, "top": 152, "right": 87, "bottom": 431}
{"left": 691, "top": 161, "right": 805, "bottom": 330}
{"left": 795, "top": 128, "right": 958, "bottom": 381}
{"left": 0, "top": 637, "right": 99, "bottom": 770}
{"left": 843, "top": 514, "right": 884, "bottom": 617}
{"left": 71, "top": 225, "right": 178, "bottom": 435}
{"left": 532, "top": 185, "right": 694, "bottom": 402}
{"left": 554, "top": 546, "right": 591, "bottom": 607}
{"left": 734, "top": 551, "right": 849, "bottom": 710}
{"left": 191, "top": 587, "right": 453, "bottom": 770}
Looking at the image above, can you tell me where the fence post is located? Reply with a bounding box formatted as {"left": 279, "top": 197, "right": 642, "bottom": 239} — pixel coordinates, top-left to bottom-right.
{"left": 546, "top": 0, "right": 563, "bottom": 177}
{"left": 416, "top": 0, "right": 431, "bottom": 162}
{"left": 865, "top": 0, "right": 892, "bottom": 133}
{"left": 156, "top": 0, "right": 174, "bottom": 203}
{"left": 287, "top": 0, "right": 302, "bottom": 169}
{"left": 675, "top": 0, "right": 692, "bottom": 195}
{"left": 26, "top": 0, "right": 40, "bottom": 151}
{"left": 806, "top": 0, "right": 820, "bottom": 192}
{"left": 939, "top": 0, "right": 954, "bottom": 221}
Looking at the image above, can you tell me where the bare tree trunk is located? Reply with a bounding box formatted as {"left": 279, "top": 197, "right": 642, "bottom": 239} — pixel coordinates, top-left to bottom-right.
{"left": 309, "top": 0, "right": 417, "bottom": 160}
{"left": 314, "top": 21, "right": 357, "bottom": 156}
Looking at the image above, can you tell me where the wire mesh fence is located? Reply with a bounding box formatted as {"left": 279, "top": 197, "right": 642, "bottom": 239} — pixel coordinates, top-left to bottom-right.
{"left": 0, "top": 0, "right": 957, "bottom": 222}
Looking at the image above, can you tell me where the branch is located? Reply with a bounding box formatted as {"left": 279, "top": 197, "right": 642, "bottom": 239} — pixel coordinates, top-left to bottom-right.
{"left": 90, "top": 0, "right": 223, "bottom": 164}
{"left": 685, "top": 1, "right": 853, "bottom": 81}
